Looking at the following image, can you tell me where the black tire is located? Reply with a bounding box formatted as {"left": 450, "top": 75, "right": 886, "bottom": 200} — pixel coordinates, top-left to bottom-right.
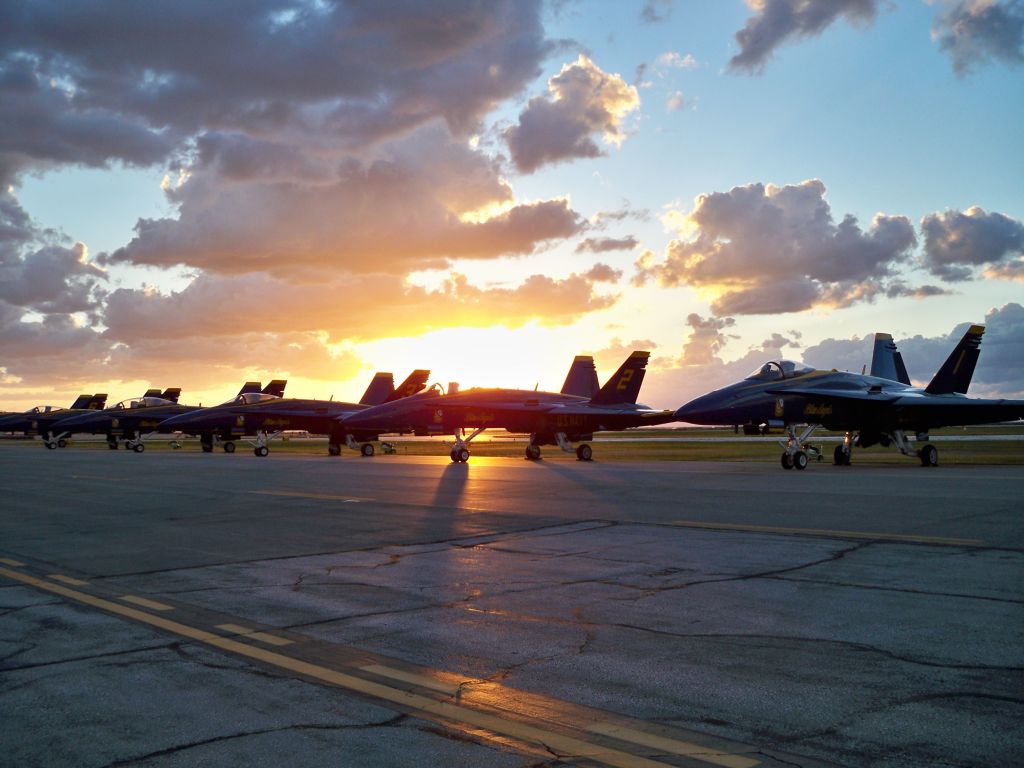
{"left": 781, "top": 452, "right": 793, "bottom": 470}
{"left": 793, "top": 450, "right": 808, "bottom": 470}
{"left": 576, "top": 444, "right": 593, "bottom": 462}
{"left": 223, "top": 441, "right": 236, "bottom": 453}
{"left": 255, "top": 446, "right": 269, "bottom": 457}
{"left": 457, "top": 447, "right": 470, "bottom": 463}
{"left": 360, "top": 443, "right": 374, "bottom": 457}
{"left": 919, "top": 444, "right": 938, "bottom": 467}
{"left": 201, "top": 443, "right": 213, "bottom": 453}
{"left": 833, "top": 445, "right": 850, "bottom": 466}
{"left": 108, "top": 440, "right": 119, "bottom": 450}
{"left": 133, "top": 443, "right": 145, "bottom": 453}
{"left": 450, "top": 449, "right": 459, "bottom": 463}
{"left": 57, "top": 439, "right": 68, "bottom": 448}
{"left": 328, "top": 443, "right": 341, "bottom": 456}
{"left": 525, "top": 444, "right": 541, "bottom": 460}
{"left": 45, "top": 441, "right": 57, "bottom": 450}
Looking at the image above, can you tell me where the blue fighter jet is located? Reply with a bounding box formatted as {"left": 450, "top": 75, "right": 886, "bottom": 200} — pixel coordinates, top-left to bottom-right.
{"left": 675, "top": 325, "right": 1024, "bottom": 469}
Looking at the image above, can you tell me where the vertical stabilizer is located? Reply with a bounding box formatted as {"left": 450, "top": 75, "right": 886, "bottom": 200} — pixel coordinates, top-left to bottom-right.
{"left": 142, "top": 388, "right": 161, "bottom": 398}
{"left": 262, "top": 379, "right": 287, "bottom": 398}
{"left": 561, "top": 356, "right": 600, "bottom": 398}
{"left": 926, "top": 325, "right": 984, "bottom": 395}
{"left": 386, "top": 370, "right": 430, "bottom": 402}
{"left": 237, "top": 381, "right": 262, "bottom": 397}
{"left": 590, "top": 351, "right": 650, "bottom": 405}
{"left": 870, "top": 333, "right": 911, "bottom": 385}
{"left": 68, "top": 394, "right": 93, "bottom": 410}
{"left": 88, "top": 394, "right": 108, "bottom": 410}
{"left": 360, "top": 373, "right": 395, "bottom": 405}
{"left": 160, "top": 388, "right": 182, "bottom": 403}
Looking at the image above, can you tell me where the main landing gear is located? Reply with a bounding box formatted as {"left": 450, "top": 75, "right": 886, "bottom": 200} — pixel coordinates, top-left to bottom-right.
{"left": 448, "top": 427, "right": 487, "bottom": 462}
{"left": 249, "top": 430, "right": 281, "bottom": 457}
{"left": 523, "top": 432, "right": 594, "bottom": 462}
{"left": 126, "top": 430, "right": 154, "bottom": 453}
{"left": 43, "top": 431, "right": 70, "bottom": 450}
{"left": 779, "top": 424, "right": 822, "bottom": 470}
{"left": 344, "top": 434, "right": 375, "bottom": 457}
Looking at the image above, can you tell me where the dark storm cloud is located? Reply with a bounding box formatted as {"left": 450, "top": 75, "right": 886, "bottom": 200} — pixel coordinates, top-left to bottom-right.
{"left": 636, "top": 179, "right": 919, "bottom": 315}
{"left": 729, "top": 0, "right": 879, "bottom": 73}
{"left": 933, "top": 0, "right": 1024, "bottom": 75}
{"left": 0, "top": 242, "right": 106, "bottom": 315}
{"left": 505, "top": 56, "right": 639, "bottom": 173}
{"left": 921, "top": 206, "right": 1024, "bottom": 281}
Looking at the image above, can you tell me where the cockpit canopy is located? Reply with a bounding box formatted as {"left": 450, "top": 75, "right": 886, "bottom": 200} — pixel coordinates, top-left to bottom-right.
{"left": 30, "top": 405, "right": 63, "bottom": 414}
{"left": 745, "top": 360, "right": 815, "bottom": 381}
{"left": 113, "top": 396, "right": 174, "bottom": 410}
{"left": 232, "top": 392, "right": 281, "bottom": 405}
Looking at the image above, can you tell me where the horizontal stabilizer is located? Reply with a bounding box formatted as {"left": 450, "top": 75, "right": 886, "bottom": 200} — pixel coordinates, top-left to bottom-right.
{"left": 386, "top": 369, "right": 430, "bottom": 402}
{"left": 870, "top": 333, "right": 911, "bottom": 385}
{"left": 237, "top": 381, "right": 262, "bottom": 397}
{"left": 926, "top": 325, "right": 984, "bottom": 395}
{"left": 262, "top": 379, "right": 287, "bottom": 398}
{"left": 591, "top": 351, "right": 650, "bottom": 405}
{"left": 68, "top": 393, "right": 93, "bottom": 410}
{"left": 160, "top": 388, "right": 182, "bottom": 403}
{"left": 360, "top": 372, "right": 395, "bottom": 406}
{"left": 561, "top": 355, "right": 600, "bottom": 398}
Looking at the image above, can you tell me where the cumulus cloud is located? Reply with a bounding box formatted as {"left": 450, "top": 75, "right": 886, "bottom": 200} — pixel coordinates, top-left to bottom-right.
{"left": 505, "top": 56, "right": 640, "bottom": 173}
{"left": 575, "top": 236, "right": 638, "bottom": 254}
{"left": 636, "top": 179, "right": 919, "bottom": 315}
{"left": 729, "top": 0, "right": 879, "bottom": 72}
{"left": 679, "top": 313, "right": 737, "bottom": 365}
{"left": 921, "top": 206, "right": 1024, "bottom": 281}
{"left": 932, "top": 0, "right": 1024, "bottom": 74}
{"left": 587, "top": 337, "right": 659, "bottom": 377}
{"left": 0, "top": 1, "right": 549, "bottom": 183}
{"left": 666, "top": 91, "right": 686, "bottom": 112}
{"left": 0, "top": 242, "right": 106, "bottom": 315}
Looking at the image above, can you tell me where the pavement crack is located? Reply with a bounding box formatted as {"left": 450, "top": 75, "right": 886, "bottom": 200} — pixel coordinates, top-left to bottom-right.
{"left": 1, "top": 641, "right": 179, "bottom": 672}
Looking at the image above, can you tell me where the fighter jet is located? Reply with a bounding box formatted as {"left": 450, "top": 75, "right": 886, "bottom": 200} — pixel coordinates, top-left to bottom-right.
{"left": 0, "top": 393, "right": 108, "bottom": 449}
{"left": 675, "top": 325, "right": 1024, "bottom": 469}
{"left": 50, "top": 387, "right": 195, "bottom": 452}
{"left": 338, "top": 352, "right": 675, "bottom": 463}
{"left": 159, "top": 370, "right": 430, "bottom": 457}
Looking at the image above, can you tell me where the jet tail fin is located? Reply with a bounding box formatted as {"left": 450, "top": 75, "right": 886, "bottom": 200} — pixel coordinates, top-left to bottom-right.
{"left": 160, "top": 388, "right": 182, "bottom": 403}
{"left": 237, "top": 381, "right": 262, "bottom": 397}
{"left": 386, "top": 369, "right": 430, "bottom": 402}
{"left": 142, "top": 388, "right": 161, "bottom": 398}
{"left": 89, "top": 393, "right": 108, "bottom": 410}
{"left": 561, "top": 355, "right": 600, "bottom": 398}
{"left": 926, "top": 325, "right": 984, "bottom": 395}
{"left": 262, "top": 379, "right": 287, "bottom": 398}
{"left": 359, "top": 373, "right": 395, "bottom": 405}
{"left": 590, "top": 351, "right": 650, "bottom": 405}
{"left": 869, "top": 333, "right": 911, "bottom": 385}
{"left": 68, "top": 394, "right": 93, "bottom": 410}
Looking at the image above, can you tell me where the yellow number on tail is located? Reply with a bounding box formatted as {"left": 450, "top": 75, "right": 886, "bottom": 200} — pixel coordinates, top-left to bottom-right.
{"left": 616, "top": 369, "right": 635, "bottom": 391}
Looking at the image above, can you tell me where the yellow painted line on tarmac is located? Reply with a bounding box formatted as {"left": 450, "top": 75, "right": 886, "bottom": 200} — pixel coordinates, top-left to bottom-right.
{"left": 48, "top": 574, "right": 88, "bottom": 585}
{"left": 0, "top": 558, "right": 25, "bottom": 567}
{"left": 671, "top": 521, "right": 983, "bottom": 547}
{"left": 120, "top": 595, "right": 174, "bottom": 612}
{"left": 589, "top": 722, "right": 759, "bottom": 768}
{"left": 251, "top": 490, "right": 365, "bottom": 503}
{"left": 0, "top": 565, "right": 724, "bottom": 768}
{"left": 216, "top": 623, "right": 294, "bottom": 647}
{"left": 360, "top": 663, "right": 462, "bottom": 696}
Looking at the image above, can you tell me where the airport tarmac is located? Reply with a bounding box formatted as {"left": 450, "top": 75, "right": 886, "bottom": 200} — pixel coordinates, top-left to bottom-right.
{"left": 1, "top": 444, "right": 1021, "bottom": 767}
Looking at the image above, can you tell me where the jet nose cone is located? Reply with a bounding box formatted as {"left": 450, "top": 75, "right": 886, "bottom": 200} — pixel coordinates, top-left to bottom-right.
{"left": 674, "top": 393, "right": 719, "bottom": 424}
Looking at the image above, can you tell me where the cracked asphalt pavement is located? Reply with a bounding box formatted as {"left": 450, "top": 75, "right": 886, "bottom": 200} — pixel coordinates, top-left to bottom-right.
{"left": 1, "top": 445, "right": 1022, "bottom": 767}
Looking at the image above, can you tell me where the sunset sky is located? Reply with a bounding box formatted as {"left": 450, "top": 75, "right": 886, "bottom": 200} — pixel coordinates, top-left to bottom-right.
{"left": 2, "top": 0, "right": 1023, "bottom": 413}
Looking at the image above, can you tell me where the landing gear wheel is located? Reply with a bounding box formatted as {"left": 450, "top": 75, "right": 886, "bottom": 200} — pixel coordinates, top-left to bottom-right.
{"left": 525, "top": 444, "right": 541, "bottom": 460}
{"left": 45, "top": 441, "right": 57, "bottom": 450}
{"left": 576, "top": 444, "right": 593, "bottom": 462}
{"left": 450, "top": 449, "right": 459, "bottom": 463}
{"left": 456, "top": 447, "right": 470, "bottom": 463}
{"left": 254, "top": 446, "right": 269, "bottom": 457}
{"left": 328, "top": 443, "right": 341, "bottom": 456}
{"left": 133, "top": 443, "right": 145, "bottom": 453}
{"left": 918, "top": 444, "right": 938, "bottom": 467}
{"left": 833, "top": 445, "right": 850, "bottom": 466}
{"left": 360, "top": 443, "right": 374, "bottom": 457}
{"left": 781, "top": 452, "right": 793, "bottom": 470}
{"left": 108, "top": 439, "right": 119, "bottom": 450}
{"left": 793, "top": 450, "right": 808, "bottom": 470}
{"left": 201, "top": 443, "right": 213, "bottom": 453}
{"left": 223, "top": 441, "right": 236, "bottom": 454}
{"left": 57, "top": 438, "right": 68, "bottom": 448}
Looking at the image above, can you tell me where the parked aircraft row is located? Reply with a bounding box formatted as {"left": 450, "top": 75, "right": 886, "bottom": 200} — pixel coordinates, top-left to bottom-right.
{"left": 1, "top": 328, "right": 1021, "bottom": 469}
